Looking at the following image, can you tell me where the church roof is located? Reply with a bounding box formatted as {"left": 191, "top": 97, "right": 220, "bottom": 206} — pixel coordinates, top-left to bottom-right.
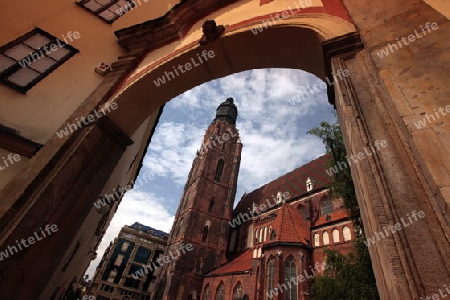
{"left": 206, "top": 249, "right": 253, "bottom": 276}
{"left": 233, "top": 154, "right": 332, "bottom": 216}
{"left": 268, "top": 202, "right": 310, "bottom": 245}
{"left": 313, "top": 209, "right": 349, "bottom": 227}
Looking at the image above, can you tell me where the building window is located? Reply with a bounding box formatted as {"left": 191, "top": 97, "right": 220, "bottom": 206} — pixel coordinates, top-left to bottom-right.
{"left": 134, "top": 246, "right": 150, "bottom": 264}
{"left": 233, "top": 282, "right": 243, "bottom": 300}
{"left": 229, "top": 229, "right": 237, "bottom": 252}
{"left": 121, "top": 241, "right": 130, "bottom": 252}
{"left": 285, "top": 257, "right": 297, "bottom": 300}
{"left": 332, "top": 229, "right": 340, "bottom": 243}
{"left": 214, "top": 159, "right": 224, "bottom": 181}
{"left": 101, "top": 284, "right": 114, "bottom": 293}
{"left": 77, "top": 0, "right": 136, "bottom": 23}
{"left": 270, "top": 229, "right": 276, "bottom": 241}
{"left": 114, "top": 254, "right": 124, "bottom": 266}
{"left": 321, "top": 197, "right": 334, "bottom": 215}
{"left": 314, "top": 233, "right": 320, "bottom": 247}
{"left": 0, "top": 28, "right": 78, "bottom": 93}
{"left": 196, "top": 258, "right": 202, "bottom": 273}
{"left": 247, "top": 224, "right": 254, "bottom": 248}
{"left": 343, "top": 226, "right": 352, "bottom": 241}
{"left": 297, "top": 204, "right": 307, "bottom": 219}
{"left": 128, "top": 264, "right": 143, "bottom": 276}
{"left": 267, "top": 257, "right": 275, "bottom": 298}
{"left": 323, "top": 231, "right": 330, "bottom": 245}
{"left": 124, "top": 277, "right": 140, "bottom": 289}
{"left": 107, "top": 269, "right": 117, "bottom": 283}
{"left": 208, "top": 198, "right": 215, "bottom": 212}
{"left": 216, "top": 282, "right": 225, "bottom": 300}
{"left": 202, "top": 226, "right": 209, "bottom": 242}
{"left": 203, "top": 285, "right": 211, "bottom": 300}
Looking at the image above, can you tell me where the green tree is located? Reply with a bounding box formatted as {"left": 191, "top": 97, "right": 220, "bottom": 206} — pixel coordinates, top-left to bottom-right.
{"left": 307, "top": 121, "right": 362, "bottom": 234}
{"left": 307, "top": 120, "right": 379, "bottom": 300}
{"left": 310, "top": 240, "right": 379, "bottom": 300}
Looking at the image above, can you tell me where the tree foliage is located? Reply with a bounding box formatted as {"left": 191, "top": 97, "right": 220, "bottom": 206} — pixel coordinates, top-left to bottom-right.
{"left": 307, "top": 121, "right": 362, "bottom": 234}
{"left": 307, "top": 120, "right": 379, "bottom": 300}
{"left": 310, "top": 240, "right": 379, "bottom": 300}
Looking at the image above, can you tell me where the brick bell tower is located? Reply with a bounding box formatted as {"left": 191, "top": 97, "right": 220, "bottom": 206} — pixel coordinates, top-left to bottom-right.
{"left": 153, "top": 98, "right": 242, "bottom": 300}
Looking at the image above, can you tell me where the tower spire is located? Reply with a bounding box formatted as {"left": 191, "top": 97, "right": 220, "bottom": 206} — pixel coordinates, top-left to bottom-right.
{"left": 152, "top": 98, "right": 242, "bottom": 300}
{"left": 214, "top": 97, "right": 238, "bottom": 125}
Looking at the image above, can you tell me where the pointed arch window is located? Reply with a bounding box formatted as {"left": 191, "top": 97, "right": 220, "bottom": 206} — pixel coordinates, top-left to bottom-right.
{"left": 285, "top": 257, "right": 297, "bottom": 300}
{"left": 332, "top": 229, "right": 340, "bottom": 243}
{"left": 297, "top": 204, "right": 307, "bottom": 219}
{"left": 233, "top": 282, "right": 244, "bottom": 300}
{"left": 196, "top": 258, "right": 203, "bottom": 273}
{"left": 216, "top": 282, "right": 225, "bottom": 300}
{"left": 202, "top": 225, "right": 209, "bottom": 242}
{"left": 208, "top": 198, "right": 215, "bottom": 212}
{"left": 343, "top": 226, "right": 352, "bottom": 241}
{"left": 214, "top": 159, "right": 225, "bottom": 181}
{"left": 321, "top": 197, "right": 334, "bottom": 215}
{"left": 203, "top": 285, "right": 211, "bottom": 300}
{"left": 323, "top": 231, "right": 330, "bottom": 245}
{"left": 267, "top": 257, "right": 275, "bottom": 296}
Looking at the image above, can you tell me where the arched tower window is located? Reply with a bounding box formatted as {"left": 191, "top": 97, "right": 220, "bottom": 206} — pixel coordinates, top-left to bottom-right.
{"left": 267, "top": 257, "right": 275, "bottom": 295}
{"left": 229, "top": 229, "right": 237, "bottom": 252}
{"left": 202, "top": 225, "right": 209, "bottom": 242}
{"left": 196, "top": 258, "right": 203, "bottom": 273}
{"left": 285, "top": 256, "right": 298, "bottom": 300}
{"left": 321, "top": 197, "right": 334, "bottom": 215}
{"left": 203, "top": 285, "right": 211, "bottom": 300}
{"left": 216, "top": 282, "right": 225, "bottom": 300}
{"left": 233, "top": 282, "right": 244, "bottom": 300}
{"left": 208, "top": 198, "right": 215, "bottom": 212}
{"left": 214, "top": 159, "right": 225, "bottom": 181}
{"left": 263, "top": 227, "right": 268, "bottom": 242}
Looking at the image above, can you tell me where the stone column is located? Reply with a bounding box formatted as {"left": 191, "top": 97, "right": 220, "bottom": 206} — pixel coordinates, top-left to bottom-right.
{"left": 324, "top": 33, "right": 450, "bottom": 299}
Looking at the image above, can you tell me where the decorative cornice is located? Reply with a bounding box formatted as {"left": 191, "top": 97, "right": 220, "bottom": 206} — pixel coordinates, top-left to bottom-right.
{"left": 114, "top": 0, "right": 238, "bottom": 51}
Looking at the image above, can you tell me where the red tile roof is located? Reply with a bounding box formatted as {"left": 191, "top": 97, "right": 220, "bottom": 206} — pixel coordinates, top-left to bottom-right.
{"left": 267, "top": 203, "right": 310, "bottom": 244}
{"left": 206, "top": 250, "right": 253, "bottom": 276}
{"left": 233, "top": 154, "right": 333, "bottom": 216}
{"left": 314, "top": 209, "right": 349, "bottom": 226}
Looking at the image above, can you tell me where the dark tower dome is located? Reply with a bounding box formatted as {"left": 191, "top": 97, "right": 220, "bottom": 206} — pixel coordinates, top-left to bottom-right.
{"left": 215, "top": 97, "right": 238, "bottom": 125}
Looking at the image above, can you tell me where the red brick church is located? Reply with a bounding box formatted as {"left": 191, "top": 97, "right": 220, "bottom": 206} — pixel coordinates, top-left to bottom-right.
{"left": 152, "top": 98, "right": 355, "bottom": 300}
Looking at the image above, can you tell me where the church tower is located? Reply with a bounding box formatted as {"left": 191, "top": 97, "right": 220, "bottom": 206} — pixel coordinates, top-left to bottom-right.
{"left": 153, "top": 98, "right": 242, "bottom": 300}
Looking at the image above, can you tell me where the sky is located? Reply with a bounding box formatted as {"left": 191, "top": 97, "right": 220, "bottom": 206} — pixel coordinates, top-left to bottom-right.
{"left": 85, "top": 68, "right": 337, "bottom": 277}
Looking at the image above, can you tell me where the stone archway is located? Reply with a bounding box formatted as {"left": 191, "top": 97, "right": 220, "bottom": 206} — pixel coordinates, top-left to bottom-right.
{"left": 0, "top": 0, "right": 448, "bottom": 299}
